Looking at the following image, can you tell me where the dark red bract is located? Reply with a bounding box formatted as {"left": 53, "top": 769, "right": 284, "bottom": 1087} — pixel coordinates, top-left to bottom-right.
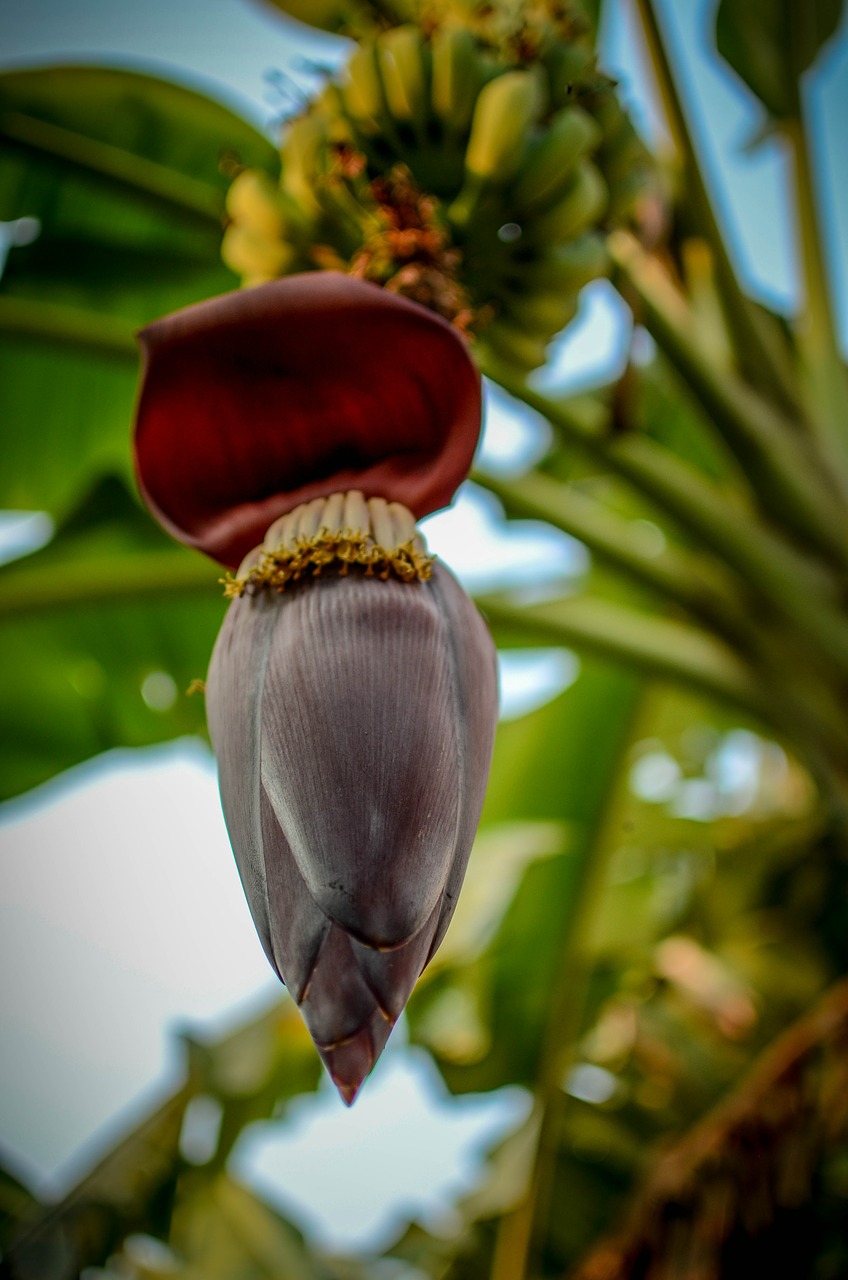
{"left": 133, "top": 272, "right": 482, "bottom": 568}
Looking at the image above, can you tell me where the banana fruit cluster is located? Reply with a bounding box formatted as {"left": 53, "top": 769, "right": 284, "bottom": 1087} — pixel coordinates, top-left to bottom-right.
{"left": 224, "top": 2, "right": 659, "bottom": 374}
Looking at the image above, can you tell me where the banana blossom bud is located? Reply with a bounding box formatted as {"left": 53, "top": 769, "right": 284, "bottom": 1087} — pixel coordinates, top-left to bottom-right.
{"left": 134, "top": 274, "right": 497, "bottom": 1102}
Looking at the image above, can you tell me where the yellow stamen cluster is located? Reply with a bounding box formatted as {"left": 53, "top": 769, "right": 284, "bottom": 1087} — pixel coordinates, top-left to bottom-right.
{"left": 223, "top": 491, "right": 434, "bottom": 598}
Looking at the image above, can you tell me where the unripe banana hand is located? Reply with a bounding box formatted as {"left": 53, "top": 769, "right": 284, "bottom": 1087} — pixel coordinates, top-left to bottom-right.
{"left": 222, "top": 8, "right": 661, "bottom": 378}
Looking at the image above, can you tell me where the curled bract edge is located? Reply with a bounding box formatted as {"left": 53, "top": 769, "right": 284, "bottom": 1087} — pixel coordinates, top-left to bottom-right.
{"left": 133, "top": 271, "right": 482, "bottom": 569}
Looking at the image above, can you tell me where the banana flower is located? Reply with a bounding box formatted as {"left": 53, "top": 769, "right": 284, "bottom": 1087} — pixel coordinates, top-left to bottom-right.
{"left": 134, "top": 274, "right": 498, "bottom": 1102}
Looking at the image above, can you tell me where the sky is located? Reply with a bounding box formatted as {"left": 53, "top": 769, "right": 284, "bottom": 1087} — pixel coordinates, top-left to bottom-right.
{"left": 1, "top": 0, "right": 846, "bottom": 1256}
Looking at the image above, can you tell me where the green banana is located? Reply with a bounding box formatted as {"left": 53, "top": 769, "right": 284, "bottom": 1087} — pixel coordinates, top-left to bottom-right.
{"left": 500, "top": 288, "right": 579, "bottom": 336}
{"left": 340, "top": 44, "right": 385, "bottom": 131}
{"left": 528, "top": 161, "right": 608, "bottom": 244}
{"left": 545, "top": 39, "right": 596, "bottom": 110}
{"left": 281, "top": 113, "right": 330, "bottom": 216}
{"left": 255, "top": 0, "right": 375, "bottom": 35}
{"left": 430, "top": 25, "right": 482, "bottom": 133}
{"left": 591, "top": 89, "right": 631, "bottom": 146}
{"left": 313, "top": 166, "right": 377, "bottom": 252}
{"left": 510, "top": 106, "right": 602, "bottom": 215}
{"left": 601, "top": 125, "right": 650, "bottom": 186}
{"left": 449, "top": 68, "right": 544, "bottom": 225}
{"left": 478, "top": 316, "right": 552, "bottom": 373}
{"left": 226, "top": 169, "right": 288, "bottom": 241}
{"left": 376, "top": 25, "right": 430, "bottom": 134}
{"left": 516, "top": 232, "right": 610, "bottom": 292}
{"left": 579, "top": 82, "right": 660, "bottom": 226}
{"left": 221, "top": 223, "right": 296, "bottom": 285}
{"left": 278, "top": 111, "right": 365, "bottom": 252}
{"left": 464, "top": 69, "right": 544, "bottom": 182}
{"left": 223, "top": 9, "right": 649, "bottom": 354}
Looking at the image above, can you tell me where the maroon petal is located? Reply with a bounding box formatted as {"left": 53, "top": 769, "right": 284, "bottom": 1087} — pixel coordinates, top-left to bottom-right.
{"left": 133, "top": 273, "right": 481, "bottom": 568}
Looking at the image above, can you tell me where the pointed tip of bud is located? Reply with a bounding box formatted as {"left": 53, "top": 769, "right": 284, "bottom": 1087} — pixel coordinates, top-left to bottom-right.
{"left": 336, "top": 1081, "right": 362, "bottom": 1108}
{"left": 316, "top": 1008, "right": 394, "bottom": 1106}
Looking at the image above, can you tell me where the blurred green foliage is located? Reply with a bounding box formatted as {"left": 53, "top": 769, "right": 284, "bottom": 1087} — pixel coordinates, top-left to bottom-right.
{"left": 2, "top": 0, "right": 848, "bottom": 1277}
{"left": 0, "top": 66, "right": 277, "bottom": 514}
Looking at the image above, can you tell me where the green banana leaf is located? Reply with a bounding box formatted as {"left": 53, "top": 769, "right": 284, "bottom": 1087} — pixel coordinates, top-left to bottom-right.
{"left": 0, "top": 65, "right": 277, "bottom": 515}
{"left": 0, "top": 475, "right": 223, "bottom": 801}
{"left": 715, "top": 0, "right": 845, "bottom": 119}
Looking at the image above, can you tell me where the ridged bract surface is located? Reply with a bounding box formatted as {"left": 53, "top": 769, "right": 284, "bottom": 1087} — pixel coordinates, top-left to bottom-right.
{"left": 206, "top": 562, "right": 497, "bottom": 1102}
